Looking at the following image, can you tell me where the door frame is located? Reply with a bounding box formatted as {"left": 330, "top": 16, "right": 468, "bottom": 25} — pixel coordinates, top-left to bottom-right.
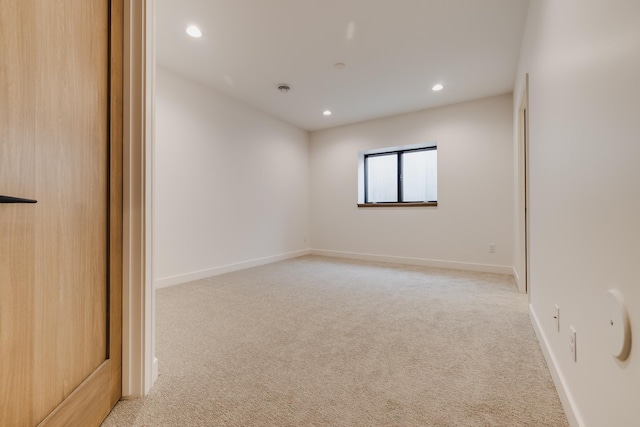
{"left": 122, "top": 0, "right": 156, "bottom": 397}
{"left": 517, "top": 74, "right": 530, "bottom": 296}
{"left": 123, "top": 5, "right": 537, "bottom": 399}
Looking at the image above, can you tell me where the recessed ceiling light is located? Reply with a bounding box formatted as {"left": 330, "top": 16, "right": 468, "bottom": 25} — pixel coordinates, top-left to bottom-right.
{"left": 323, "top": 110, "right": 332, "bottom": 116}
{"left": 432, "top": 83, "right": 444, "bottom": 91}
{"left": 186, "top": 25, "right": 202, "bottom": 38}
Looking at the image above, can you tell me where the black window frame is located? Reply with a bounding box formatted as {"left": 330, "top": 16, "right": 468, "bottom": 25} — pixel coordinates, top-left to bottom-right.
{"left": 364, "top": 146, "right": 437, "bottom": 204}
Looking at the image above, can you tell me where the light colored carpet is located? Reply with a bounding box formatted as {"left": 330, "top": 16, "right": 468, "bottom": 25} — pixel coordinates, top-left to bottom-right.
{"left": 102, "top": 255, "right": 567, "bottom": 426}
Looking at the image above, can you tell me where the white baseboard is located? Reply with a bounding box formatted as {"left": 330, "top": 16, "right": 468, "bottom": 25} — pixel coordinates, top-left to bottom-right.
{"left": 513, "top": 267, "right": 527, "bottom": 293}
{"left": 310, "top": 249, "right": 514, "bottom": 275}
{"left": 152, "top": 356, "right": 159, "bottom": 384}
{"left": 513, "top": 267, "right": 520, "bottom": 285}
{"left": 154, "top": 249, "right": 311, "bottom": 289}
{"left": 529, "top": 305, "right": 584, "bottom": 427}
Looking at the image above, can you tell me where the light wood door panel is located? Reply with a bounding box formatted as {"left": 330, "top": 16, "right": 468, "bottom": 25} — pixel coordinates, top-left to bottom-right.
{"left": 0, "top": 1, "right": 38, "bottom": 424}
{"left": 0, "top": 1, "right": 122, "bottom": 425}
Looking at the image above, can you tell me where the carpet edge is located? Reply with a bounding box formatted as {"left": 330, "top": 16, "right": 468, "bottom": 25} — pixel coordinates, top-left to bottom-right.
{"left": 310, "top": 249, "right": 514, "bottom": 276}
{"left": 154, "top": 249, "right": 311, "bottom": 289}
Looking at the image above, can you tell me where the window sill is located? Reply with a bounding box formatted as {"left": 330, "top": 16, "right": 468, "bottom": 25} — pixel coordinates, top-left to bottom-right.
{"left": 357, "top": 202, "right": 438, "bottom": 208}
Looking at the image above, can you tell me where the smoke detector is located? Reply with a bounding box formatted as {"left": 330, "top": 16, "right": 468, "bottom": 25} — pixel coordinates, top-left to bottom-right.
{"left": 277, "top": 84, "right": 291, "bottom": 93}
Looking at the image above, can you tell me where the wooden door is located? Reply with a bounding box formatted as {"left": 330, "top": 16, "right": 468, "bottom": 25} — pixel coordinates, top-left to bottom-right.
{"left": 0, "top": 0, "right": 123, "bottom": 425}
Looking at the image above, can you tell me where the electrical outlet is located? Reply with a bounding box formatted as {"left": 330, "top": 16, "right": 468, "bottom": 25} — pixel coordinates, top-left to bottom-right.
{"left": 489, "top": 244, "right": 496, "bottom": 253}
{"left": 554, "top": 304, "right": 560, "bottom": 332}
{"left": 569, "top": 326, "right": 577, "bottom": 362}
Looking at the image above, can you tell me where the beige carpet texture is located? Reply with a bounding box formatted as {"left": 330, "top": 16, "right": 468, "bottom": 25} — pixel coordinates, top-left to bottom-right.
{"left": 102, "top": 255, "right": 568, "bottom": 426}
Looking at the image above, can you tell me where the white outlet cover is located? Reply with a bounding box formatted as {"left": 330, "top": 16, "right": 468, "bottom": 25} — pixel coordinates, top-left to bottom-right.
{"left": 569, "top": 325, "right": 577, "bottom": 362}
{"left": 604, "top": 289, "right": 631, "bottom": 360}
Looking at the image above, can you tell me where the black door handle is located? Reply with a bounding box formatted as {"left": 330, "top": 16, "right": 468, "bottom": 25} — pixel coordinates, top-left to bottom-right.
{"left": 0, "top": 195, "right": 38, "bottom": 203}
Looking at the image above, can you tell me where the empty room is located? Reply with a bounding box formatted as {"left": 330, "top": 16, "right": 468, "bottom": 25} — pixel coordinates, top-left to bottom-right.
{"left": 104, "top": 0, "right": 638, "bottom": 426}
{"left": 3, "top": 0, "right": 633, "bottom": 426}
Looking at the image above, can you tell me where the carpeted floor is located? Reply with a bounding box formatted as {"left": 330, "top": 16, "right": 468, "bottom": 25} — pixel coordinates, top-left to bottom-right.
{"left": 102, "top": 255, "right": 567, "bottom": 426}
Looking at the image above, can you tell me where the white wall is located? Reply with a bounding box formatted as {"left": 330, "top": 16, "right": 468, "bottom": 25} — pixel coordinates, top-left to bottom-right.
{"left": 309, "top": 94, "right": 514, "bottom": 273}
{"left": 514, "top": 1, "right": 640, "bottom": 426}
{"left": 153, "top": 67, "right": 310, "bottom": 287}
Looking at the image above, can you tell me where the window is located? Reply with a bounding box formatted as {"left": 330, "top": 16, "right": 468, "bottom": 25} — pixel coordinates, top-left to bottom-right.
{"left": 359, "top": 145, "right": 437, "bottom": 207}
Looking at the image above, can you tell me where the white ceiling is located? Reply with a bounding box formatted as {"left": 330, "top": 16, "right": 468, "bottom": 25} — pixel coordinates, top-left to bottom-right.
{"left": 156, "top": 0, "right": 530, "bottom": 131}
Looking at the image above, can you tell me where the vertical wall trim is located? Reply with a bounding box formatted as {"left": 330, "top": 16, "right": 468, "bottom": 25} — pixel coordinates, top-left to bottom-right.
{"left": 122, "top": 0, "right": 155, "bottom": 398}
{"left": 145, "top": 0, "right": 157, "bottom": 391}
{"left": 516, "top": 73, "right": 529, "bottom": 295}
